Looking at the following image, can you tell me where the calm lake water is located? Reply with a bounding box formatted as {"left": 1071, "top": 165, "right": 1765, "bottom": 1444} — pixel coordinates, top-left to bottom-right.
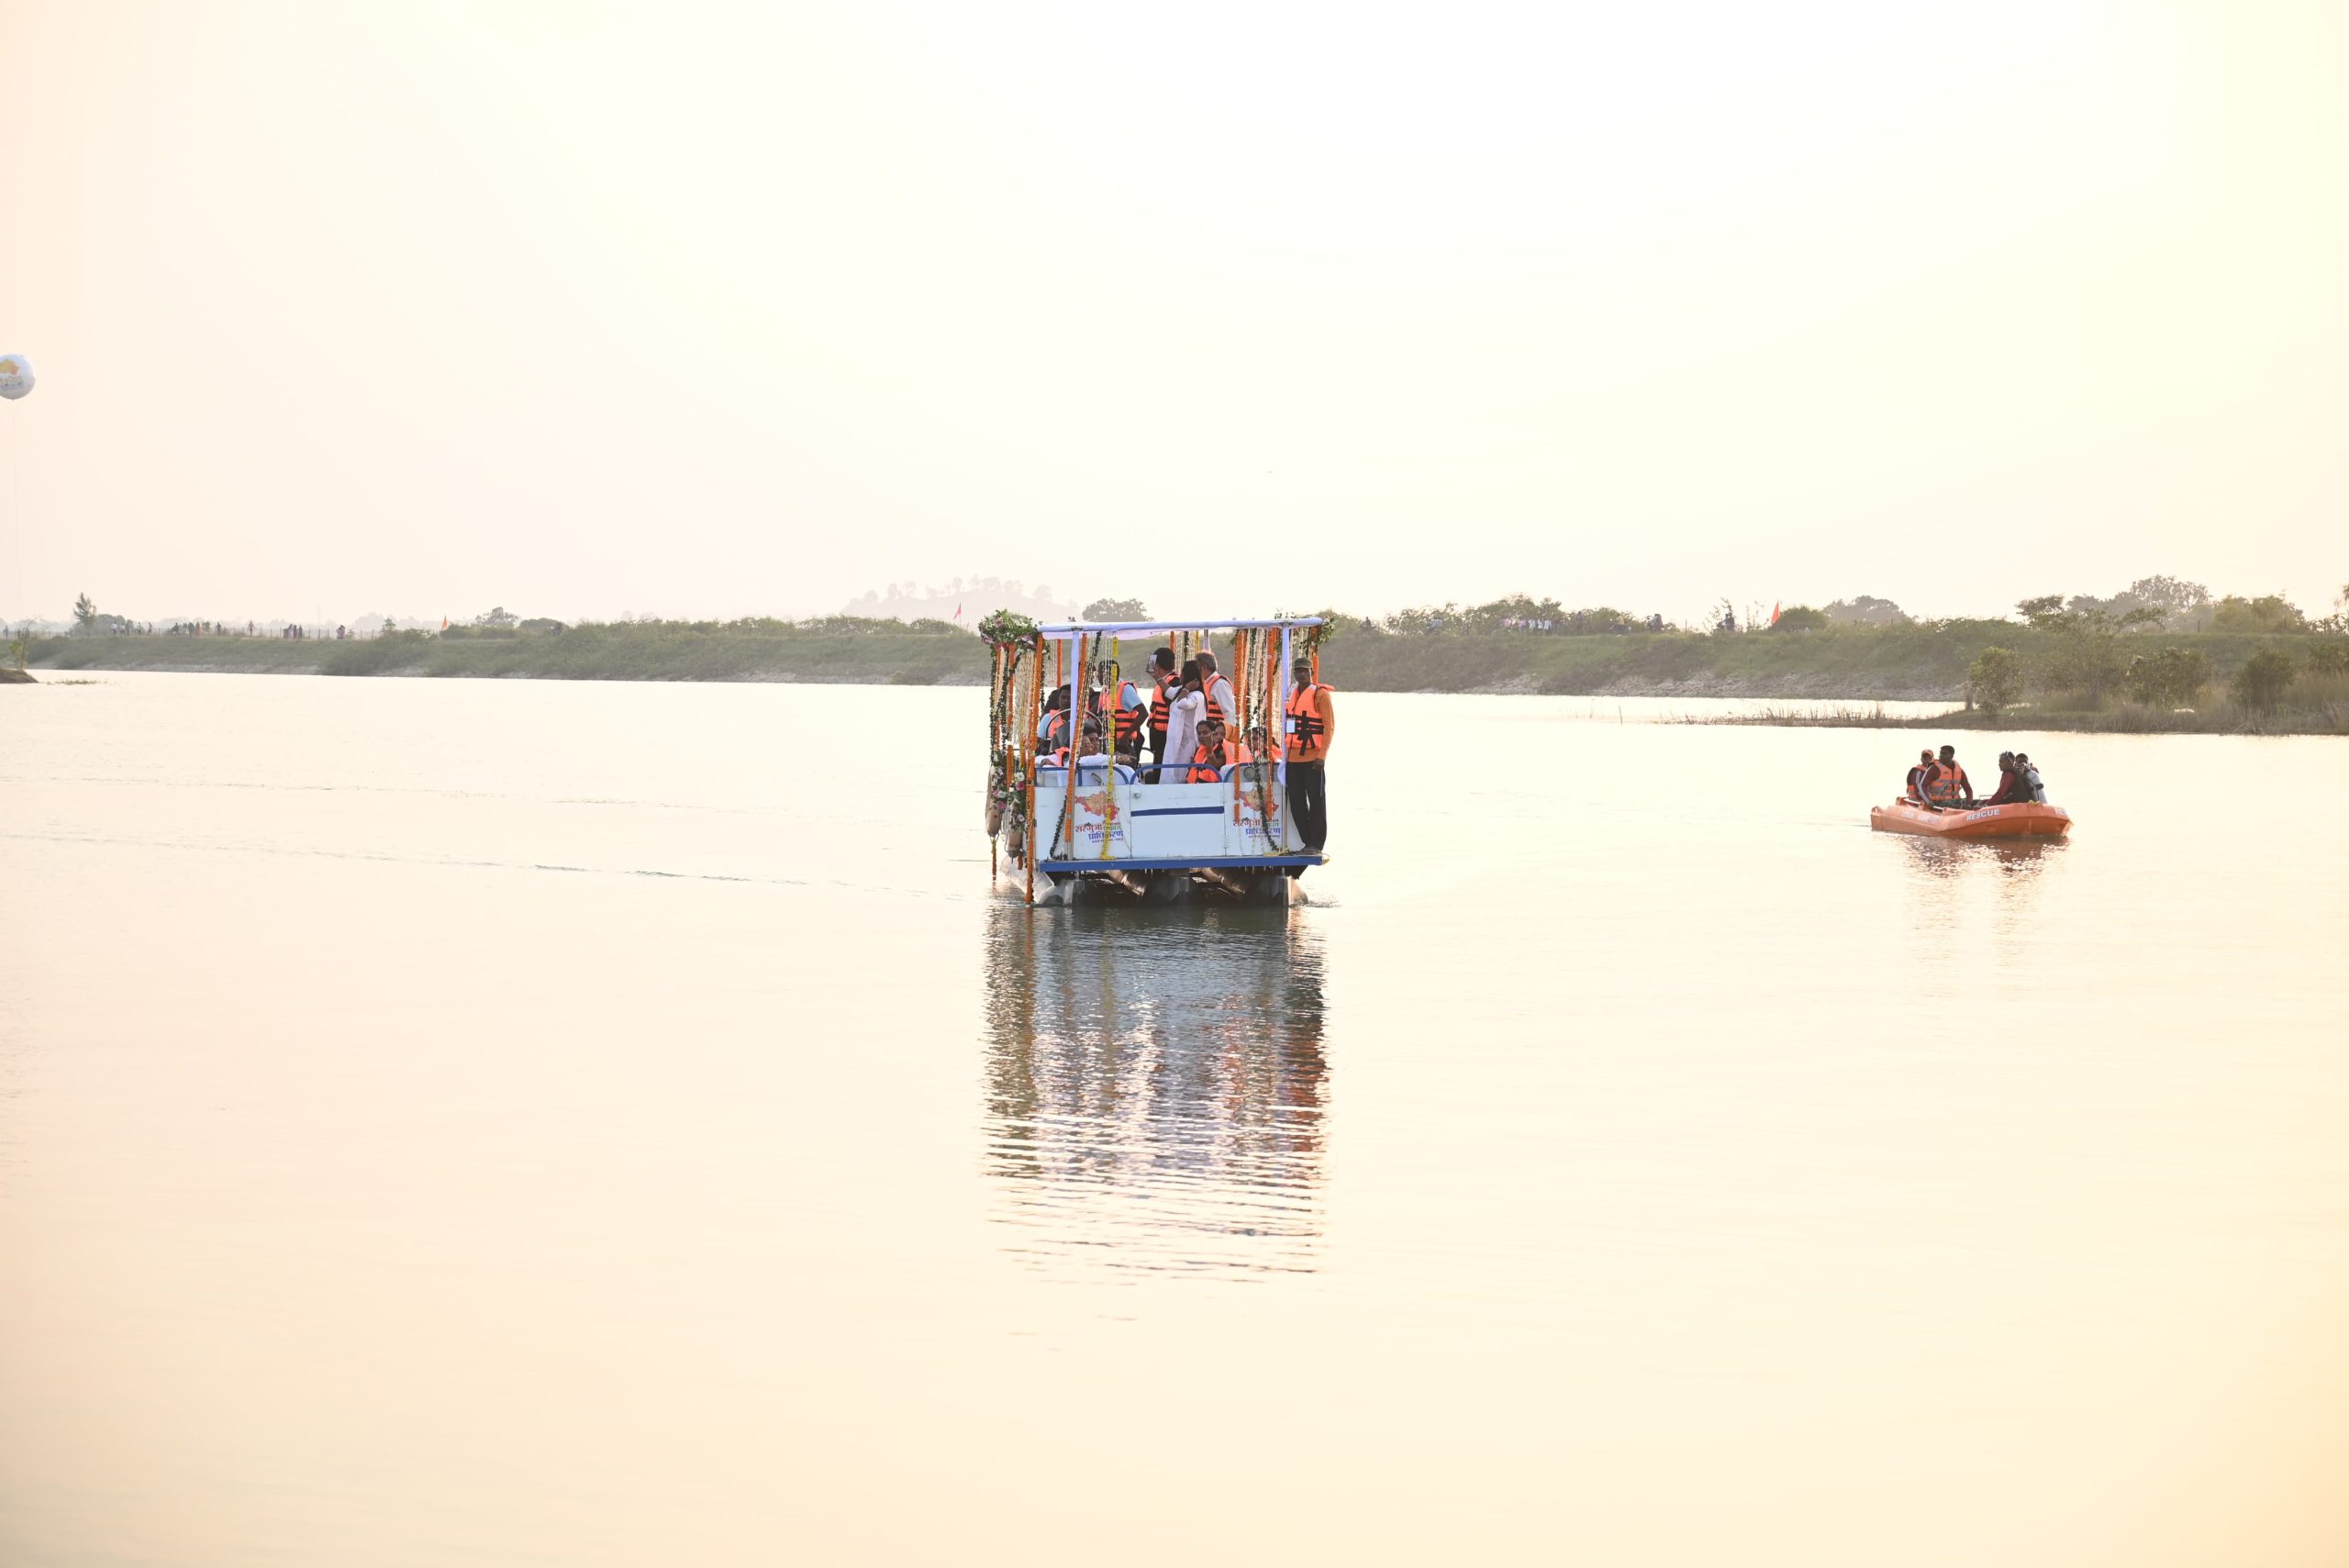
{"left": 4, "top": 673, "right": 2346, "bottom": 1567}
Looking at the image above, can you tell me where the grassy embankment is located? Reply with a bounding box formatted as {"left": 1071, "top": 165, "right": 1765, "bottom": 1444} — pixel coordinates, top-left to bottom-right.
{"left": 27, "top": 620, "right": 2345, "bottom": 730}
{"left": 28, "top": 622, "right": 987, "bottom": 684}
{"left": 14, "top": 617, "right": 2117, "bottom": 692}
{"left": 1717, "top": 677, "right": 2349, "bottom": 736}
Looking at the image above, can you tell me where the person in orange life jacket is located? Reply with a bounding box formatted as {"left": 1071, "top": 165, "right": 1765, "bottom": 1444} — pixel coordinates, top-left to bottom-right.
{"left": 1186, "top": 717, "right": 1241, "bottom": 782}
{"left": 1036, "top": 684, "right": 1073, "bottom": 751}
{"left": 1904, "top": 749, "right": 1935, "bottom": 802}
{"left": 1160, "top": 660, "right": 1207, "bottom": 781}
{"left": 1241, "top": 723, "right": 1281, "bottom": 762}
{"left": 1145, "top": 647, "right": 1178, "bottom": 772}
{"left": 1096, "top": 669, "right": 1147, "bottom": 762}
{"left": 1921, "top": 743, "right": 1973, "bottom": 807}
{"left": 1194, "top": 651, "right": 1236, "bottom": 731}
{"left": 1283, "top": 656, "right": 1336, "bottom": 852}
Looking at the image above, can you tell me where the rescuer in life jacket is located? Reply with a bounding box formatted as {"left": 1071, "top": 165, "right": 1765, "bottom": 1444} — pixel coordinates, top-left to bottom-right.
{"left": 1284, "top": 656, "right": 1336, "bottom": 853}
{"left": 1904, "top": 749, "right": 1935, "bottom": 802}
{"left": 1145, "top": 646, "right": 1178, "bottom": 776}
{"left": 1186, "top": 717, "right": 1242, "bottom": 783}
{"left": 1921, "top": 743, "right": 1973, "bottom": 808}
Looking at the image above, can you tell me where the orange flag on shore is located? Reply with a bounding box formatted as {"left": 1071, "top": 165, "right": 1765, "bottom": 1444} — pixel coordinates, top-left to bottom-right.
{"left": 1769, "top": 602, "right": 1781, "bottom": 626}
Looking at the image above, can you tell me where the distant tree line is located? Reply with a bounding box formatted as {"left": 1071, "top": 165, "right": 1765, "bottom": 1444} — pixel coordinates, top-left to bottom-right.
{"left": 1962, "top": 578, "right": 2348, "bottom": 718}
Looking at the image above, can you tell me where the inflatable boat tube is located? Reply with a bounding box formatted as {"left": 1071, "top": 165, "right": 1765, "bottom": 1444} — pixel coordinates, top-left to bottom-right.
{"left": 1870, "top": 800, "right": 2072, "bottom": 839}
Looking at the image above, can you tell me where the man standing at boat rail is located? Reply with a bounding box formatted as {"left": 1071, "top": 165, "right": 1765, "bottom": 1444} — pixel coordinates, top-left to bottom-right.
{"left": 1196, "top": 651, "right": 1237, "bottom": 731}
{"left": 1145, "top": 646, "right": 1178, "bottom": 777}
{"left": 1285, "top": 656, "right": 1336, "bottom": 854}
{"left": 1096, "top": 665, "right": 1148, "bottom": 763}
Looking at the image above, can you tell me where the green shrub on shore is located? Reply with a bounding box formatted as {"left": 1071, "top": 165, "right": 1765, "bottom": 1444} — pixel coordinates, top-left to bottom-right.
{"left": 2232, "top": 649, "right": 2298, "bottom": 711}
{"left": 2123, "top": 647, "right": 2210, "bottom": 708}
{"left": 1967, "top": 647, "right": 2022, "bottom": 716}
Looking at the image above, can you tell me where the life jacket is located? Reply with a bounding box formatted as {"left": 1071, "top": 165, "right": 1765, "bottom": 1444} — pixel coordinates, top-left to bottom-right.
{"left": 1286, "top": 684, "right": 1331, "bottom": 761}
{"left": 1097, "top": 684, "right": 1144, "bottom": 751}
{"left": 1924, "top": 761, "right": 1967, "bottom": 803}
{"left": 1041, "top": 708, "right": 1071, "bottom": 751}
{"left": 1186, "top": 741, "right": 1235, "bottom": 783}
{"left": 1905, "top": 765, "right": 1928, "bottom": 799}
{"left": 1148, "top": 672, "right": 1174, "bottom": 739}
{"left": 1199, "top": 675, "right": 1228, "bottom": 728}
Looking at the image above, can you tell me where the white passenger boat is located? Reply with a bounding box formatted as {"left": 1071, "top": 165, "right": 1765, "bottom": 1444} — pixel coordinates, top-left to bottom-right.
{"left": 983, "top": 615, "right": 1326, "bottom": 906}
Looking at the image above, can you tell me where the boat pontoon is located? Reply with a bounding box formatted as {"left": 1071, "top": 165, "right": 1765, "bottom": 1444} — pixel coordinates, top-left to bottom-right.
{"left": 1869, "top": 800, "right": 2072, "bottom": 839}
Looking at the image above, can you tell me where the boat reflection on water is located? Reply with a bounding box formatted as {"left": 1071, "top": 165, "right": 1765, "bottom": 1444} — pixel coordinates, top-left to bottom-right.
{"left": 1895, "top": 833, "right": 2067, "bottom": 881}
{"left": 1891, "top": 832, "right": 2067, "bottom": 954}
{"left": 981, "top": 902, "right": 1329, "bottom": 1280}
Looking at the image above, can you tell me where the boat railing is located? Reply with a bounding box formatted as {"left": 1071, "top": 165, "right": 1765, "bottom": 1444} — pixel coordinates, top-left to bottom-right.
{"left": 1034, "top": 763, "right": 1141, "bottom": 784}
{"left": 1036, "top": 762, "right": 1297, "bottom": 784}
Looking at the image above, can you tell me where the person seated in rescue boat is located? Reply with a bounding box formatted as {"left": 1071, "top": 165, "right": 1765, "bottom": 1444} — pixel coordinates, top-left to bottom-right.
{"left": 1186, "top": 717, "right": 1244, "bottom": 782}
{"left": 1920, "top": 743, "right": 1974, "bottom": 810}
{"left": 2014, "top": 752, "right": 2046, "bottom": 803}
{"left": 1979, "top": 751, "right": 2027, "bottom": 805}
{"left": 1241, "top": 722, "right": 1282, "bottom": 764}
{"left": 1904, "top": 749, "right": 1935, "bottom": 802}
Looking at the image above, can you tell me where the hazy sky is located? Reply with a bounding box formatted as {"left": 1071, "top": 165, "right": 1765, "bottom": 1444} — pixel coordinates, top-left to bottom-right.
{"left": 3, "top": 0, "right": 2343, "bottom": 628}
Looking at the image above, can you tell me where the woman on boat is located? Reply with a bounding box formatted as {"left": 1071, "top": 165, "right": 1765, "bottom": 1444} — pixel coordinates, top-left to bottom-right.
{"left": 1159, "top": 660, "right": 1207, "bottom": 783}
{"left": 1186, "top": 717, "right": 1243, "bottom": 782}
{"left": 1037, "top": 684, "right": 1073, "bottom": 751}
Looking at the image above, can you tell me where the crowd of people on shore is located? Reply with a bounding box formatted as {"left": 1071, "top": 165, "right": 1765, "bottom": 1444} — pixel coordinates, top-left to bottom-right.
{"left": 1033, "top": 646, "right": 1335, "bottom": 852}
{"left": 1902, "top": 744, "right": 2046, "bottom": 810}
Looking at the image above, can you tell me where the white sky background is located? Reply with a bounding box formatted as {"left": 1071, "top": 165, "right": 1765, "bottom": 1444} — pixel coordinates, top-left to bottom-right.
{"left": 1, "top": 0, "right": 2343, "bottom": 628}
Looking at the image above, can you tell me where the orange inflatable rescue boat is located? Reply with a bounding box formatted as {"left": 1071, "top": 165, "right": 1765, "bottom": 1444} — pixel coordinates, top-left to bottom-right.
{"left": 1870, "top": 800, "right": 2072, "bottom": 839}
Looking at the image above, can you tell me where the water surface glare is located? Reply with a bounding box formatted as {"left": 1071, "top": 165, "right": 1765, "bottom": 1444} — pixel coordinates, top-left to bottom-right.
{"left": 4, "top": 673, "right": 2346, "bottom": 1566}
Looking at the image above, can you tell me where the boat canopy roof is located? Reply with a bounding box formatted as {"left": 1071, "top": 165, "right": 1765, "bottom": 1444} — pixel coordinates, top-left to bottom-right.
{"left": 1036, "top": 617, "right": 1322, "bottom": 638}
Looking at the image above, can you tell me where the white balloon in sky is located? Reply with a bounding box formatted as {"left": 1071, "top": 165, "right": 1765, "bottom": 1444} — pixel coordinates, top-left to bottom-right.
{"left": 0, "top": 353, "right": 32, "bottom": 400}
